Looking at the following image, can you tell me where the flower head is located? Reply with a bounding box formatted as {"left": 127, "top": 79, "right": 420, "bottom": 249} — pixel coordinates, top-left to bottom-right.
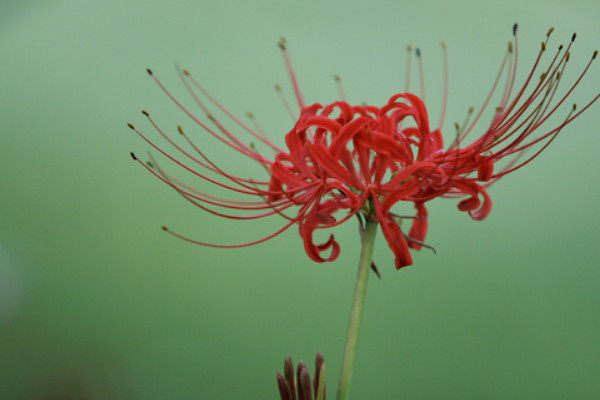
{"left": 129, "top": 25, "right": 598, "bottom": 269}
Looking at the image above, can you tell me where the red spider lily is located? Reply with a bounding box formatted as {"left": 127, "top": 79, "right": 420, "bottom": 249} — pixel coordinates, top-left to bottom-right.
{"left": 128, "top": 25, "right": 598, "bottom": 270}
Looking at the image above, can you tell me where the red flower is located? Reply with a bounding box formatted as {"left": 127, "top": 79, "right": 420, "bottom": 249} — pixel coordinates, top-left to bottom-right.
{"left": 129, "top": 26, "right": 598, "bottom": 269}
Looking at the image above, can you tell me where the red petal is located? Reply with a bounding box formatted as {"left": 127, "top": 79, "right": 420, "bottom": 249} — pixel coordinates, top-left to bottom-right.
{"left": 476, "top": 155, "right": 494, "bottom": 181}
{"left": 372, "top": 195, "right": 413, "bottom": 269}
{"left": 329, "top": 116, "right": 372, "bottom": 156}
{"left": 308, "top": 144, "right": 363, "bottom": 189}
{"left": 408, "top": 202, "right": 429, "bottom": 250}
{"left": 299, "top": 115, "right": 342, "bottom": 134}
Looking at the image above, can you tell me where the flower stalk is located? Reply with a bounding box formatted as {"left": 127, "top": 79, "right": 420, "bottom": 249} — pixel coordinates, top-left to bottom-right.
{"left": 336, "top": 217, "right": 378, "bottom": 400}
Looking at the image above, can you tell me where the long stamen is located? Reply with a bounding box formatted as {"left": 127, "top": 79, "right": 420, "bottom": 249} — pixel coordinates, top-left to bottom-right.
{"left": 279, "top": 37, "right": 305, "bottom": 109}
{"left": 246, "top": 111, "right": 269, "bottom": 140}
{"left": 491, "top": 36, "right": 566, "bottom": 139}
{"left": 334, "top": 74, "right": 347, "bottom": 102}
{"left": 160, "top": 198, "right": 317, "bottom": 249}
{"left": 249, "top": 141, "right": 276, "bottom": 175}
{"left": 437, "top": 41, "right": 448, "bottom": 131}
{"left": 497, "top": 40, "right": 516, "bottom": 111}
{"left": 491, "top": 33, "right": 595, "bottom": 159}
{"left": 141, "top": 110, "right": 225, "bottom": 179}
{"left": 275, "top": 83, "right": 297, "bottom": 121}
{"left": 144, "top": 106, "right": 272, "bottom": 190}
{"left": 131, "top": 152, "right": 272, "bottom": 215}
{"left": 176, "top": 66, "right": 255, "bottom": 152}
{"left": 415, "top": 47, "right": 425, "bottom": 102}
{"left": 507, "top": 59, "right": 599, "bottom": 156}
{"left": 492, "top": 103, "right": 578, "bottom": 177}
{"left": 146, "top": 154, "right": 296, "bottom": 217}
{"left": 128, "top": 122, "right": 282, "bottom": 197}
{"left": 459, "top": 40, "right": 512, "bottom": 142}
{"left": 404, "top": 45, "right": 412, "bottom": 93}
{"left": 176, "top": 124, "right": 274, "bottom": 188}
{"left": 520, "top": 42, "right": 594, "bottom": 134}
{"left": 179, "top": 67, "right": 286, "bottom": 154}
{"left": 146, "top": 68, "right": 272, "bottom": 163}
{"left": 487, "top": 26, "right": 563, "bottom": 138}
{"left": 163, "top": 173, "right": 277, "bottom": 206}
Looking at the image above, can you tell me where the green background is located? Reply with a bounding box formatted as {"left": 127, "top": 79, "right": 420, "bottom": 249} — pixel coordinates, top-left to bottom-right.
{"left": 1, "top": 0, "right": 599, "bottom": 398}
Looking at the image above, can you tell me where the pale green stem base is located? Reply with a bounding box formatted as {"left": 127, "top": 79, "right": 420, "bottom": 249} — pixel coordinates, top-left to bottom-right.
{"left": 335, "top": 219, "right": 378, "bottom": 400}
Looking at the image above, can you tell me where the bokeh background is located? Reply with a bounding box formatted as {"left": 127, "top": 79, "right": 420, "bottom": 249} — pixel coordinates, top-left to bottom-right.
{"left": 1, "top": 0, "right": 599, "bottom": 398}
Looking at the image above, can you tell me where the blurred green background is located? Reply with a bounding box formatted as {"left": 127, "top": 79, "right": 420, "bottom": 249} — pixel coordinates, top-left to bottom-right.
{"left": 1, "top": 0, "right": 599, "bottom": 398}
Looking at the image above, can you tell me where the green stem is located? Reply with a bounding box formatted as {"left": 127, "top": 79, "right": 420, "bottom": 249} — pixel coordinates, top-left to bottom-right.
{"left": 336, "top": 218, "right": 378, "bottom": 400}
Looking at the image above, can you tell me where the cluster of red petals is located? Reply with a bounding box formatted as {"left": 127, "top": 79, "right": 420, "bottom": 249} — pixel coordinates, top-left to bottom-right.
{"left": 267, "top": 94, "right": 445, "bottom": 268}
{"left": 130, "top": 27, "right": 598, "bottom": 270}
